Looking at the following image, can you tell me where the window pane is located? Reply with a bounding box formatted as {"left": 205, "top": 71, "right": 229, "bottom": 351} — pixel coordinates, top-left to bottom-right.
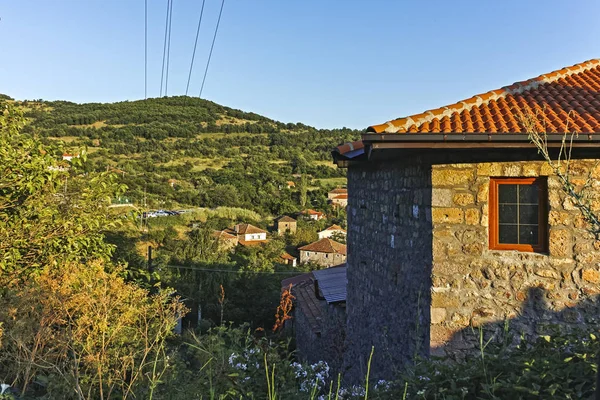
{"left": 499, "top": 224, "right": 518, "bottom": 243}
{"left": 519, "top": 184, "right": 539, "bottom": 204}
{"left": 519, "top": 205, "right": 539, "bottom": 225}
{"left": 519, "top": 225, "right": 538, "bottom": 244}
{"left": 499, "top": 204, "right": 517, "bottom": 224}
{"left": 498, "top": 184, "right": 517, "bottom": 204}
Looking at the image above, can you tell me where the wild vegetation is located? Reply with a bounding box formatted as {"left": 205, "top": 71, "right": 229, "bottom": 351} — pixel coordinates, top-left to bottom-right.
{"left": 17, "top": 95, "right": 360, "bottom": 215}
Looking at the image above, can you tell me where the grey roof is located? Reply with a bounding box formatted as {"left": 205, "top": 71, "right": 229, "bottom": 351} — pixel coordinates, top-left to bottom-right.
{"left": 312, "top": 264, "right": 347, "bottom": 304}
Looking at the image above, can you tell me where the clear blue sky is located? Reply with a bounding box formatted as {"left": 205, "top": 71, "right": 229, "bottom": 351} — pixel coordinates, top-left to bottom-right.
{"left": 1, "top": 1, "right": 599, "bottom": 129}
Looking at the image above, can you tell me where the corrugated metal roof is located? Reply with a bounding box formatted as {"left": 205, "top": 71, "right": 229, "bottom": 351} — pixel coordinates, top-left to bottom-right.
{"left": 312, "top": 264, "right": 347, "bottom": 304}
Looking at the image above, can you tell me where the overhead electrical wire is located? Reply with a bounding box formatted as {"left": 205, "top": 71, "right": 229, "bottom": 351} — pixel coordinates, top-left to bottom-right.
{"left": 159, "top": 0, "right": 171, "bottom": 97}
{"left": 199, "top": 0, "right": 225, "bottom": 99}
{"left": 144, "top": 0, "right": 148, "bottom": 99}
{"left": 164, "top": 264, "right": 302, "bottom": 275}
{"left": 165, "top": 0, "right": 174, "bottom": 96}
{"left": 185, "top": 0, "right": 207, "bottom": 97}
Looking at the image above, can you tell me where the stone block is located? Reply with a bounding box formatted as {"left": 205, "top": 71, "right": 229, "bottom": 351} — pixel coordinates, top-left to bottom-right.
{"left": 549, "top": 229, "right": 572, "bottom": 258}
{"left": 522, "top": 163, "right": 541, "bottom": 176}
{"left": 431, "top": 188, "right": 454, "bottom": 207}
{"left": 534, "top": 269, "right": 559, "bottom": 279}
{"left": 453, "top": 192, "right": 475, "bottom": 206}
{"left": 476, "top": 163, "right": 502, "bottom": 176}
{"left": 432, "top": 208, "right": 464, "bottom": 224}
{"left": 431, "top": 169, "right": 474, "bottom": 187}
{"left": 431, "top": 307, "right": 447, "bottom": 324}
{"left": 430, "top": 325, "right": 456, "bottom": 345}
{"left": 432, "top": 292, "right": 461, "bottom": 308}
{"left": 540, "top": 162, "right": 554, "bottom": 176}
{"left": 477, "top": 182, "right": 489, "bottom": 203}
{"left": 548, "top": 211, "right": 571, "bottom": 226}
{"left": 465, "top": 208, "right": 480, "bottom": 225}
{"left": 582, "top": 269, "right": 600, "bottom": 283}
{"left": 502, "top": 164, "right": 522, "bottom": 176}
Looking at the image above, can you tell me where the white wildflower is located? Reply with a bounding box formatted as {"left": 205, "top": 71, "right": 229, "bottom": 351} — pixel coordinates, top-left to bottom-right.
{"left": 0, "top": 384, "right": 9, "bottom": 395}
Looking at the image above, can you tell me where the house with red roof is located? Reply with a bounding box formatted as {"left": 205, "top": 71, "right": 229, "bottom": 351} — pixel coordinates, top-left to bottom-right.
{"left": 300, "top": 209, "right": 325, "bottom": 221}
{"left": 318, "top": 224, "right": 346, "bottom": 240}
{"left": 332, "top": 59, "right": 600, "bottom": 381}
{"left": 298, "top": 238, "right": 346, "bottom": 267}
{"left": 231, "top": 223, "right": 268, "bottom": 245}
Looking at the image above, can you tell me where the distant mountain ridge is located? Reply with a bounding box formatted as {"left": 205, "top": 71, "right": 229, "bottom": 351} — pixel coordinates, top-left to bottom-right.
{"left": 2, "top": 94, "right": 359, "bottom": 215}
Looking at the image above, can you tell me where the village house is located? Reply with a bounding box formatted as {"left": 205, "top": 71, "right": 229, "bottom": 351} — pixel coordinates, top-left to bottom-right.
{"left": 281, "top": 265, "right": 347, "bottom": 372}
{"left": 300, "top": 209, "right": 325, "bottom": 221}
{"left": 231, "top": 223, "right": 268, "bottom": 245}
{"left": 62, "top": 153, "right": 79, "bottom": 161}
{"left": 276, "top": 215, "right": 297, "bottom": 235}
{"left": 328, "top": 188, "right": 348, "bottom": 208}
{"left": 212, "top": 229, "right": 239, "bottom": 250}
{"left": 279, "top": 252, "right": 297, "bottom": 267}
{"left": 298, "top": 238, "right": 346, "bottom": 267}
{"left": 331, "top": 59, "right": 600, "bottom": 381}
{"left": 318, "top": 224, "right": 347, "bottom": 240}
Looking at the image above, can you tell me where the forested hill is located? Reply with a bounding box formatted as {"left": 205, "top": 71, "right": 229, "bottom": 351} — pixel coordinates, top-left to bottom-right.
{"left": 4, "top": 94, "right": 361, "bottom": 216}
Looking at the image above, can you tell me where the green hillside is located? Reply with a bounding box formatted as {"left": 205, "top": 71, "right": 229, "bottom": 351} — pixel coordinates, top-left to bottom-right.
{"left": 10, "top": 95, "right": 361, "bottom": 216}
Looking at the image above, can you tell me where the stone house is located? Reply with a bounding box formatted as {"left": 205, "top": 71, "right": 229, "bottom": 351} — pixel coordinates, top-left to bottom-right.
{"left": 318, "top": 224, "right": 347, "bottom": 240}
{"left": 300, "top": 209, "right": 326, "bottom": 221}
{"left": 298, "top": 238, "right": 347, "bottom": 267}
{"left": 282, "top": 265, "right": 347, "bottom": 372}
{"left": 332, "top": 59, "right": 600, "bottom": 381}
{"left": 276, "top": 215, "right": 297, "bottom": 235}
{"left": 212, "top": 229, "right": 239, "bottom": 250}
{"left": 328, "top": 189, "right": 349, "bottom": 208}
{"left": 279, "top": 252, "right": 298, "bottom": 267}
{"left": 232, "top": 223, "right": 267, "bottom": 245}
{"left": 328, "top": 188, "right": 347, "bottom": 200}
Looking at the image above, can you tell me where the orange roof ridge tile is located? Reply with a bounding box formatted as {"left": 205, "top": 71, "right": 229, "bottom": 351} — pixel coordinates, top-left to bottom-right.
{"left": 369, "top": 58, "right": 600, "bottom": 134}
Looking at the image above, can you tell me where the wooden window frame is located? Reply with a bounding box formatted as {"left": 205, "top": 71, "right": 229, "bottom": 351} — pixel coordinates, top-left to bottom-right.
{"left": 489, "top": 177, "right": 548, "bottom": 253}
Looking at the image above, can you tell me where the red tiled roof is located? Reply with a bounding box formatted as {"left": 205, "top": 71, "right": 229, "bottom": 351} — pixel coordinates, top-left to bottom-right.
{"left": 303, "top": 209, "right": 324, "bottom": 216}
{"left": 277, "top": 215, "right": 296, "bottom": 223}
{"left": 322, "top": 224, "right": 346, "bottom": 232}
{"left": 335, "top": 141, "right": 364, "bottom": 156}
{"left": 234, "top": 223, "right": 267, "bottom": 235}
{"left": 298, "top": 238, "right": 347, "bottom": 255}
{"left": 368, "top": 59, "right": 600, "bottom": 135}
{"left": 212, "top": 230, "right": 237, "bottom": 240}
{"left": 329, "top": 188, "right": 347, "bottom": 194}
{"left": 280, "top": 252, "right": 297, "bottom": 261}
{"left": 333, "top": 194, "right": 348, "bottom": 200}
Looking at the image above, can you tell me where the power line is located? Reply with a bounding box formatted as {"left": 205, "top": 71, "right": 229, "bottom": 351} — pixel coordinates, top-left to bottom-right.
{"left": 159, "top": 0, "right": 171, "bottom": 97}
{"left": 164, "top": 264, "right": 301, "bottom": 275}
{"left": 199, "top": 0, "right": 225, "bottom": 99}
{"left": 144, "top": 0, "right": 148, "bottom": 99}
{"left": 185, "top": 0, "right": 206, "bottom": 97}
{"left": 165, "top": 0, "right": 174, "bottom": 96}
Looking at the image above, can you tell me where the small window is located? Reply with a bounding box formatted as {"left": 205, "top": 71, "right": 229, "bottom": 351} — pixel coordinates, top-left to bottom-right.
{"left": 489, "top": 177, "right": 548, "bottom": 252}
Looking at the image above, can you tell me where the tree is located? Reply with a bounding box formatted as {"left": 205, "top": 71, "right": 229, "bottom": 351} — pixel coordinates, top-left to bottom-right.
{"left": 0, "top": 104, "right": 124, "bottom": 286}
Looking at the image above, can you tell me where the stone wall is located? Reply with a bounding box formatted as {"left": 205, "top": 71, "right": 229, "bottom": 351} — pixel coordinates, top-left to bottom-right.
{"left": 300, "top": 250, "right": 346, "bottom": 267}
{"left": 295, "top": 301, "right": 346, "bottom": 373}
{"left": 277, "top": 221, "right": 297, "bottom": 235}
{"left": 343, "top": 151, "right": 600, "bottom": 383}
{"left": 430, "top": 160, "right": 600, "bottom": 354}
{"left": 344, "top": 157, "right": 433, "bottom": 382}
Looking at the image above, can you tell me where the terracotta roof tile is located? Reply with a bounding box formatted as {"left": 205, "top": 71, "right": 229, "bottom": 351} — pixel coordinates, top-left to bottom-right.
{"left": 234, "top": 223, "right": 267, "bottom": 235}
{"left": 322, "top": 224, "right": 346, "bottom": 232}
{"left": 298, "top": 238, "right": 347, "bottom": 255}
{"left": 329, "top": 188, "right": 348, "bottom": 194}
{"left": 366, "top": 58, "right": 600, "bottom": 134}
